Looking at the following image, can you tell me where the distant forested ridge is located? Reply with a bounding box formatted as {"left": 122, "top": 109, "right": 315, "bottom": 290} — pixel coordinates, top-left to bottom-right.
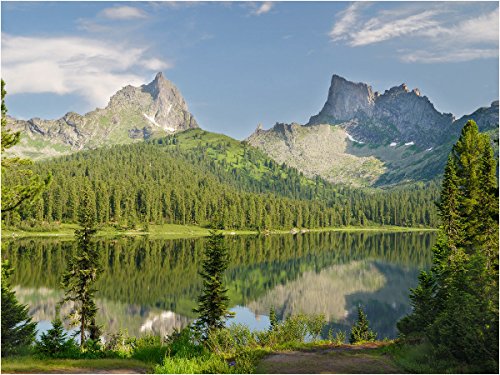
{"left": 3, "top": 129, "right": 440, "bottom": 229}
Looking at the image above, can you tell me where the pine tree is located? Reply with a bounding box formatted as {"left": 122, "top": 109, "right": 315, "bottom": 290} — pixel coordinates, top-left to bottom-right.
{"left": 399, "top": 120, "right": 498, "bottom": 370}
{"left": 60, "top": 185, "right": 101, "bottom": 348}
{"left": 35, "top": 311, "right": 76, "bottom": 357}
{"left": 193, "top": 230, "right": 234, "bottom": 337}
{"left": 1, "top": 260, "right": 36, "bottom": 356}
{"left": 349, "top": 305, "right": 377, "bottom": 344}
{"left": 1, "top": 79, "right": 51, "bottom": 213}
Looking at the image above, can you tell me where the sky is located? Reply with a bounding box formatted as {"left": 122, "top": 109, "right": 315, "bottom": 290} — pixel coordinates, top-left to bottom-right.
{"left": 1, "top": 1, "right": 499, "bottom": 140}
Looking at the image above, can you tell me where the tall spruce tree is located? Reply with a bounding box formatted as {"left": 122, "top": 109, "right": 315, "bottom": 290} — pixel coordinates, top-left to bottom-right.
{"left": 1, "top": 260, "right": 36, "bottom": 356}
{"left": 60, "top": 185, "right": 101, "bottom": 348}
{"left": 193, "top": 230, "right": 234, "bottom": 337}
{"left": 398, "top": 120, "right": 498, "bottom": 371}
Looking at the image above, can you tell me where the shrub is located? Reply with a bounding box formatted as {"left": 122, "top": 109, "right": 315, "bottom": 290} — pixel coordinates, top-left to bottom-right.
{"left": 165, "top": 326, "right": 204, "bottom": 359}
{"left": 104, "top": 330, "right": 134, "bottom": 357}
{"left": 207, "top": 324, "right": 256, "bottom": 356}
{"left": 328, "top": 329, "right": 346, "bottom": 346}
{"left": 306, "top": 314, "right": 326, "bottom": 341}
{"left": 131, "top": 335, "right": 167, "bottom": 364}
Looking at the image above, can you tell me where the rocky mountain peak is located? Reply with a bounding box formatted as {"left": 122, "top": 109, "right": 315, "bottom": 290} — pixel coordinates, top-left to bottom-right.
{"left": 318, "top": 74, "right": 377, "bottom": 121}
{"left": 6, "top": 73, "right": 198, "bottom": 159}
{"left": 139, "top": 72, "right": 195, "bottom": 130}
{"left": 308, "top": 74, "right": 458, "bottom": 147}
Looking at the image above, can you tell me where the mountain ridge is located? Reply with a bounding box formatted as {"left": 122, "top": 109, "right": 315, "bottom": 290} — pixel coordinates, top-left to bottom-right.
{"left": 6, "top": 72, "right": 198, "bottom": 159}
{"left": 247, "top": 74, "right": 498, "bottom": 187}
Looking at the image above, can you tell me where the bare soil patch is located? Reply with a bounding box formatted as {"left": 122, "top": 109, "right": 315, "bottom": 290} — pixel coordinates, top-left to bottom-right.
{"left": 256, "top": 344, "right": 402, "bottom": 374}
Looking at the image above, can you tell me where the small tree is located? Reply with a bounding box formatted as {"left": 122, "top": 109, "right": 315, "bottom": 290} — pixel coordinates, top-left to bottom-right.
{"left": 193, "top": 230, "right": 234, "bottom": 337}
{"left": 60, "top": 185, "right": 101, "bottom": 348}
{"left": 1, "top": 260, "right": 36, "bottom": 356}
{"left": 349, "top": 306, "right": 377, "bottom": 344}
{"left": 269, "top": 307, "right": 278, "bottom": 331}
{"left": 35, "top": 311, "right": 77, "bottom": 357}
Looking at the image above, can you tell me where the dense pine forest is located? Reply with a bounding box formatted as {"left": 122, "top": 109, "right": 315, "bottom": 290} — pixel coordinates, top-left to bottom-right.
{"left": 2, "top": 129, "right": 440, "bottom": 230}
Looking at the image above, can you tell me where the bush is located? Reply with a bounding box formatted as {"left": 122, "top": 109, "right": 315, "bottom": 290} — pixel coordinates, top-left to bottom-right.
{"left": 207, "top": 324, "right": 256, "bottom": 356}
{"left": 132, "top": 335, "right": 167, "bottom": 364}
{"left": 103, "top": 330, "right": 133, "bottom": 356}
{"left": 328, "top": 329, "right": 346, "bottom": 346}
{"left": 165, "top": 327, "right": 204, "bottom": 359}
{"left": 305, "top": 314, "right": 326, "bottom": 341}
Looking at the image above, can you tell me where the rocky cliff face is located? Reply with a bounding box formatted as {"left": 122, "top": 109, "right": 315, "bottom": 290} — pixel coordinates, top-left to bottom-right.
{"left": 6, "top": 72, "right": 198, "bottom": 159}
{"left": 453, "top": 100, "right": 499, "bottom": 132}
{"left": 308, "top": 75, "right": 455, "bottom": 147}
{"left": 249, "top": 74, "right": 499, "bottom": 186}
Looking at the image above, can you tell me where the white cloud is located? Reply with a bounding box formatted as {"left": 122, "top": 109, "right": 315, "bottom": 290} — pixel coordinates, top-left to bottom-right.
{"left": 329, "top": 3, "right": 499, "bottom": 63}
{"left": 421, "top": 10, "right": 499, "bottom": 45}
{"left": 402, "top": 48, "right": 499, "bottom": 64}
{"left": 350, "top": 10, "right": 440, "bottom": 46}
{"left": 100, "top": 6, "right": 147, "bottom": 20}
{"left": 252, "top": 2, "right": 274, "bottom": 16}
{"left": 142, "top": 58, "right": 173, "bottom": 71}
{"left": 329, "top": 2, "right": 367, "bottom": 41}
{"left": 2, "top": 34, "right": 172, "bottom": 108}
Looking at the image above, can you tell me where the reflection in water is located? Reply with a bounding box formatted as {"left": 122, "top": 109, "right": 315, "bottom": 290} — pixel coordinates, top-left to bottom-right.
{"left": 3, "top": 231, "right": 434, "bottom": 339}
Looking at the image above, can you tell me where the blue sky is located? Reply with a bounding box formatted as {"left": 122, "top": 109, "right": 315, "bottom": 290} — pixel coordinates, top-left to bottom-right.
{"left": 2, "top": 1, "right": 499, "bottom": 139}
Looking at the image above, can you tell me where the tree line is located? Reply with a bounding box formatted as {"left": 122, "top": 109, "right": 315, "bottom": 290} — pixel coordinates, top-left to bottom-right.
{"left": 3, "top": 140, "right": 440, "bottom": 230}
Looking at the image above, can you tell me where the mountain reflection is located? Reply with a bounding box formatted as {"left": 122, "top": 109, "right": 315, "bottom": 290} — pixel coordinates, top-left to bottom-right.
{"left": 3, "top": 231, "right": 434, "bottom": 338}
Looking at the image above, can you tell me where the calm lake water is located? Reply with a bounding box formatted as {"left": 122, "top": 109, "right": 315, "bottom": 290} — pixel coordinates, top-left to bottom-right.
{"left": 3, "top": 231, "right": 435, "bottom": 340}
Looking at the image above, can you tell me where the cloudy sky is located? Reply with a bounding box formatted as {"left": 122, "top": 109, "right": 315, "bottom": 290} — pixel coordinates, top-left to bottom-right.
{"left": 2, "top": 1, "right": 498, "bottom": 139}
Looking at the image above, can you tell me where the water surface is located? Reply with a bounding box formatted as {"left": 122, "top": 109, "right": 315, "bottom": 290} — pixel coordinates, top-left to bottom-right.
{"left": 3, "top": 231, "right": 435, "bottom": 340}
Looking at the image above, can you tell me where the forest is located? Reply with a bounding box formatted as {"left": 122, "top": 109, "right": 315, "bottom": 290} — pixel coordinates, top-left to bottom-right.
{"left": 2, "top": 130, "right": 440, "bottom": 231}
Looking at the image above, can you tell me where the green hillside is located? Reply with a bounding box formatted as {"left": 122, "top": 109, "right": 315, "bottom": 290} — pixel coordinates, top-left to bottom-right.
{"left": 3, "top": 130, "right": 440, "bottom": 230}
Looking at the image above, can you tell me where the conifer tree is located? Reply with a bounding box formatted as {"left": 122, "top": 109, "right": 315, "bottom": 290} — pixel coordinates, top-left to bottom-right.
{"left": 349, "top": 305, "right": 377, "bottom": 344}
{"left": 1, "top": 260, "right": 36, "bottom": 356}
{"left": 269, "top": 307, "right": 278, "bottom": 331}
{"left": 399, "top": 120, "right": 498, "bottom": 371}
{"left": 61, "top": 185, "right": 101, "bottom": 348}
{"left": 193, "top": 230, "right": 234, "bottom": 337}
{"left": 1, "top": 79, "right": 51, "bottom": 213}
{"left": 35, "top": 310, "right": 76, "bottom": 357}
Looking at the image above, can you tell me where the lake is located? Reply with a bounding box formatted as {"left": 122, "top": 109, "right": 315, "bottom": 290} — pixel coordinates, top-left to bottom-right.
{"left": 3, "top": 231, "right": 435, "bottom": 340}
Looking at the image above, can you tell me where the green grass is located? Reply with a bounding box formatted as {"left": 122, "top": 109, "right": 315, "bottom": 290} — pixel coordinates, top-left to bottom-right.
{"left": 378, "top": 341, "right": 492, "bottom": 374}
{"left": 2, "top": 222, "right": 436, "bottom": 239}
{"left": 1, "top": 357, "right": 151, "bottom": 374}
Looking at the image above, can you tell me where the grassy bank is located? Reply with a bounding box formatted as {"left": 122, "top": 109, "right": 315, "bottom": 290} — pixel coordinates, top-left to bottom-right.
{"left": 1, "top": 357, "right": 150, "bottom": 374}
{"left": 2, "top": 223, "right": 436, "bottom": 240}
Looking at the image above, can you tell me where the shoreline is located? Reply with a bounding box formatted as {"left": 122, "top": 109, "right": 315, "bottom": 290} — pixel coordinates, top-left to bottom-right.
{"left": 2, "top": 223, "right": 437, "bottom": 240}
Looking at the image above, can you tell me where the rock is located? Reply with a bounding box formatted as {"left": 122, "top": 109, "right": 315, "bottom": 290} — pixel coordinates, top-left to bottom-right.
{"left": 307, "top": 74, "right": 456, "bottom": 147}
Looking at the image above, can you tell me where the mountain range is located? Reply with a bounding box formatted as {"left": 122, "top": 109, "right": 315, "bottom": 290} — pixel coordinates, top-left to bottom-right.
{"left": 247, "top": 75, "right": 498, "bottom": 186}
{"left": 6, "top": 72, "right": 498, "bottom": 187}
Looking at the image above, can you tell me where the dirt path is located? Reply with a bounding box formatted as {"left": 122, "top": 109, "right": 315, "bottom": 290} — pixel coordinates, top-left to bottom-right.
{"left": 256, "top": 343, "right": 403, "bottom": 374}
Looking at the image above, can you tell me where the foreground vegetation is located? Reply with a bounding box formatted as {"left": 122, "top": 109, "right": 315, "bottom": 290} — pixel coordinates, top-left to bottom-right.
{"left": 1, "top": 357, "right": 150, "bottom": 374}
